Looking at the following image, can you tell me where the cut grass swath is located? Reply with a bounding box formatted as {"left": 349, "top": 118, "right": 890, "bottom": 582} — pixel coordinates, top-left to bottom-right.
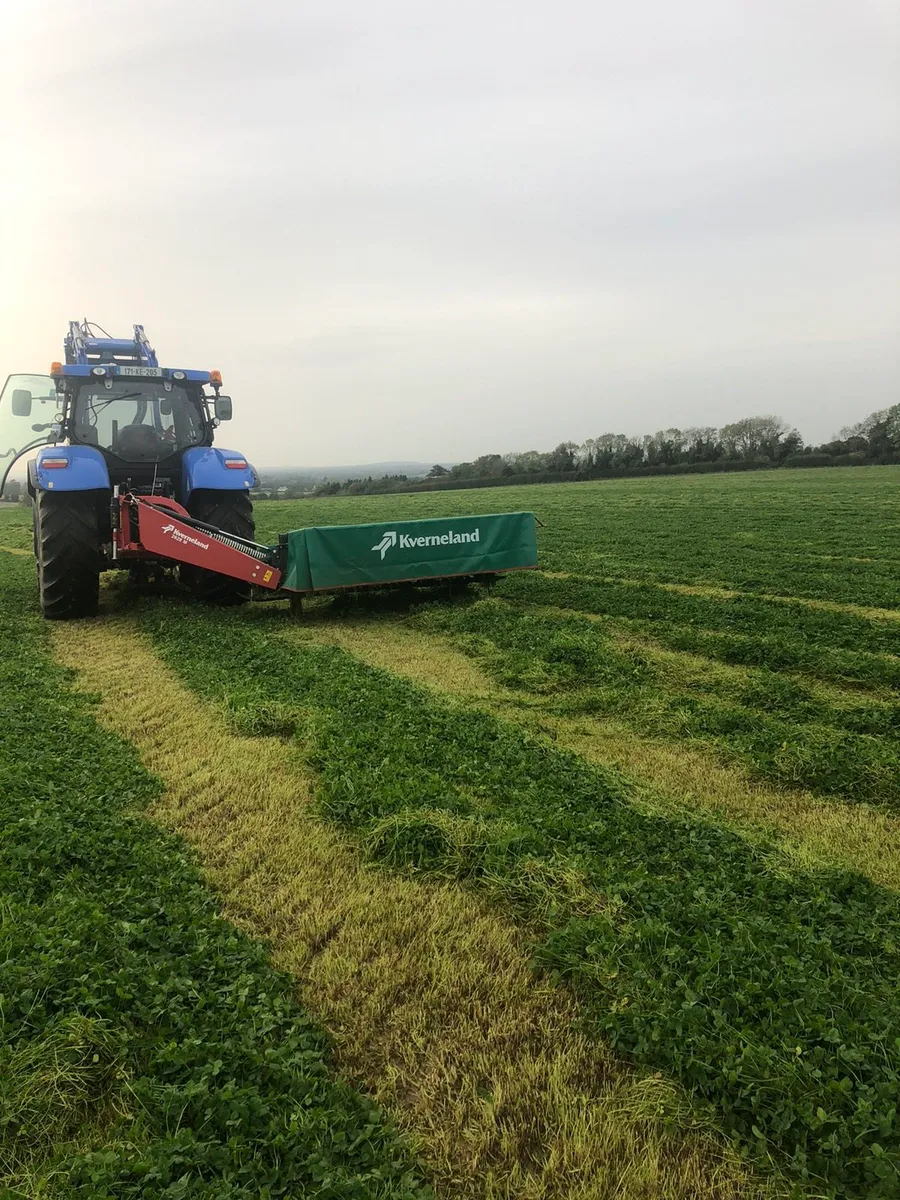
{"left": 140, "top": 599, "right": 900, "bottom": 1199}
{"left": 497, "top": 572, "right": 900, "bottom": 692}
{"left": 295, "top": 616, "right": 900, "bottom": 891}
{"left": 414, "top": 598, "right": 900, "bottom": 807}
{"left": 0, "top": 552, "right": 429, "bottom": 1199}
{"left": 57, "top": 617, "right": 766, "bottom": 1200}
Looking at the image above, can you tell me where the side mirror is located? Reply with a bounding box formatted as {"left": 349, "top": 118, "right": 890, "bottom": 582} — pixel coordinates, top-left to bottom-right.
{"left": 11, "top": 390, "right": 32, "bottom": 417}
{"left": 214, "top": 395, "right": 233, "bottom": 421}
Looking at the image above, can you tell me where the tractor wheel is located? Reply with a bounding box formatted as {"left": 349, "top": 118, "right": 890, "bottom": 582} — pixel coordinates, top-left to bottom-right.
{"left": 183, "top": 489, "right": 255, "bottom": 605}
{"left": 35, "top": 491, "right": 102, "bottom": 620}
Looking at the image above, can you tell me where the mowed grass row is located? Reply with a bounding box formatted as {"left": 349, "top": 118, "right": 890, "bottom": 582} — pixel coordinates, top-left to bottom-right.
{"left": 291, "top": 615, "right": 900, "bottom": 892}
{"left": 0, "top": 552, "right": 430, "bottom": 1199}
{"left": 495, "top": 574, "right": 900, "bottom": 693}
{"left": 57, "top": 616, "right": 765, "bottom": 1200}
{"left": 140, "top": 600, "right": 900, "bottom": 1199}
{"left": 499, "top": 572, "right": 900, "bottom": 664}
{"left": 412, "top": 598, "right": 900, "bottom": 807}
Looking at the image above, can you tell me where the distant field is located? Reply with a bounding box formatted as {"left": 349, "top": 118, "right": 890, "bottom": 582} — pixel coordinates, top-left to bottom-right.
{"left": 2, "top": 465, "right": 899, "bottom": 1199}
{"left": 255, "top": 464, "right": 900, "bottom": 607}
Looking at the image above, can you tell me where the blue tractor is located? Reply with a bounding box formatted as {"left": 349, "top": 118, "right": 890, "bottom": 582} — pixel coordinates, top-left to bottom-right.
{"left": 0, "top": 320, "right": 257, "bottom": 618}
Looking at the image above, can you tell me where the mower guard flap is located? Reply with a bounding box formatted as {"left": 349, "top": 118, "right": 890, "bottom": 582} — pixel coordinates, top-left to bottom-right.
{"left": 282, "top": 511, "right": 537, "bottom": 593}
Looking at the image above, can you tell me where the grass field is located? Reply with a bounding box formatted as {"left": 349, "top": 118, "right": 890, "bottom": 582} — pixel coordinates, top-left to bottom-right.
{"left": 1, "top": 465, "right": 899, "bottom": 1199}
{"left": 0, "top": 550, "right": 429, "bottom": 1198}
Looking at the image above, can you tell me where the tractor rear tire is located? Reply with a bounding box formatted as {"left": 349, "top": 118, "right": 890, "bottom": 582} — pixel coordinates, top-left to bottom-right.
{"left": 36, "top": 491, "right": 102, "bottom": 620}
{"left": 183, "top": 490, "right": 255, "bottom": 605}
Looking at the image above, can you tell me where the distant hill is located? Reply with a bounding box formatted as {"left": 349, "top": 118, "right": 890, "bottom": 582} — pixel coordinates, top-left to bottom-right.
{"left": 258, "top": 462, "right": 453, "bottom": 485}
{"left": 264, "top": 460, "right": 453, "bottom": 480}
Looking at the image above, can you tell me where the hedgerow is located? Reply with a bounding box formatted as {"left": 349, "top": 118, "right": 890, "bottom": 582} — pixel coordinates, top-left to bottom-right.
{"left": 0, "top": 553, "right": 430, "bottom": 1199}
{"left": 142, "top": 600, "right": 900, "bottom": 1199}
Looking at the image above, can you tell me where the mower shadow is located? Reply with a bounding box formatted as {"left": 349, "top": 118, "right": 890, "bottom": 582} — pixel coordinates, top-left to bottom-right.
{"left": 99, "top": 569, "right": 492, "bottom": 625}
{"left": 262, "top": 580, "right": 491, "bottom": 627}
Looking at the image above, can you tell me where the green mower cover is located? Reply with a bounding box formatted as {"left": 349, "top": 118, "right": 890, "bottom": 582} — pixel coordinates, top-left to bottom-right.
{"left": 282, "top": 511, "right": 537, "bottom": 593}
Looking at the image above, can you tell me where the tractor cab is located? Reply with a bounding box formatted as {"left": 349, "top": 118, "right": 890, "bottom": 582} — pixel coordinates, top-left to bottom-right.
{"left": 65, "top": 376, "right": 223, "bottom": 497}
{"left": 0, "top": 372, "right": 228, "bottom": 498}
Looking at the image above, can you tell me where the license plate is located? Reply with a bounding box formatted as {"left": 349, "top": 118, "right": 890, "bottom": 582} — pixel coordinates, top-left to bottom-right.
{"left": 119, "top": 366, "right": 162, "bottom": 378}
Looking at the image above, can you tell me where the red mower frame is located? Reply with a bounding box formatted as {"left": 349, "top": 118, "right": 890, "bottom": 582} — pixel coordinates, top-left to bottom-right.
{"left": 114, "top": 493, "right": 283, "bottom": 591}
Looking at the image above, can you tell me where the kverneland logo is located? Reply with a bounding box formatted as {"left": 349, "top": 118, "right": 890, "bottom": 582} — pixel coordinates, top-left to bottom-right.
{"left": 371, "top": 530, "right": 397, "bottom": 559}
{"left": 371, "top": 527, "right": 480, "bottom": 559}
{"left": 161, "top": 522, "right": 210, "bottom": 551}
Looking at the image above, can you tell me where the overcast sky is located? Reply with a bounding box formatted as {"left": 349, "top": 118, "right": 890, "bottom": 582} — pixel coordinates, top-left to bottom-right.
{"left": 1, "top": 0, "right": 897, "bottom": 466}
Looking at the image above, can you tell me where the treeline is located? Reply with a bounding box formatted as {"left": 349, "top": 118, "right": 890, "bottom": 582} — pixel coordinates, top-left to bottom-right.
{"left": 311, "top": 473, "right": 416, "bottom": 498}
{"left": 311, "top": 405, "right": 900, "bottom": 497}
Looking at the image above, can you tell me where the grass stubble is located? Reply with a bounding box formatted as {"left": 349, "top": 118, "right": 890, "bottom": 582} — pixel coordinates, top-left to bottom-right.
{"left": 302, "top": 615, "right": 900, "bottom": 890}
{"left": 56, "top": 615, "right": 769, "bottom": 1200}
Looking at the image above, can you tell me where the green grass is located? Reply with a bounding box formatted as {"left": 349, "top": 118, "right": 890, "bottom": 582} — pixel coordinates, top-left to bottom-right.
{"left": 254, "top": 470, "right": 900, "bottom": 811}
{"left": 495, "top": 573, "right": 900, "bottom": 692}
{"left": 286, "top": 615, "right": 900, "bottom": 893}
{"left": 3, "top": 466, "right": 900, "bottom": 1198}
{"left": 0, "top": 502, "right": 33, "bottom": 551}
{"left": 411, "top": 598, "right": 900, "bottom": 807}
{"left": 253, "top": 466, "right": 900, "bottom": 609}
{"left": 135, "top": 466, "right": 900, "bottom": 1197}
{"left": 137, "top": 598, "right": 900, "bottom": 1199}
{"left": 498, "top": 571, "right": 900, "bottom": 663}
{"left": 57, "top": 616, "right": 764, "bottom": 1200}
{"left": 0, "top": 551, "right": 430, "bottom": 1198}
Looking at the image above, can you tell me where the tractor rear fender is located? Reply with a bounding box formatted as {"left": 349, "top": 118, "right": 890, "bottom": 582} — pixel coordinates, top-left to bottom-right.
{"left": 31, "top": 445, "right": 111, "bottom": 494}
{"left": 181, "top": 446, "right": 256, "bottom": 503}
